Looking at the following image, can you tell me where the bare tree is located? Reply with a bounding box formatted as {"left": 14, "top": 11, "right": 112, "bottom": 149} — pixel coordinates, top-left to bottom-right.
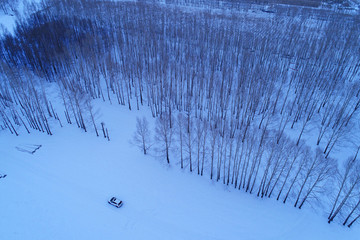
{"left": 328, "top": 147, "right": 359, "bottom": 220}
{"left": 276, "top": 141, "right": 303, "bottom": 201}
{"left": 283, "top": 147, "right": 310, "bottom": 204}
{"left": 176, "top": 113, "right": 185, "bottom": 168}
{"left": 133, "top": 116, "right": 151, "bottom": 155}
{"left": 209, "top": 125, "right": 218, "bottom": 180}
{"left": 328, "top": 147, "right": 360, "bottom": 223}
{"left": 298, "top": 155, "right": 336, "bottom": 209}
{"left": 294, "top": 149, "right": 336, "bottom": 209}
{"left": 155, "top": 113, "right": 173, "bottom": 164}
{"left": 343, "top": 193, "right": 360, "bottom": 227}
{"left": 184, "top": 114, "right": 194, "bottom": 172}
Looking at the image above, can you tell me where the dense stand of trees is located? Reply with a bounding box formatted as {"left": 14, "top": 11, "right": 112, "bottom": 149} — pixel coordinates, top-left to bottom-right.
{"left": 1, "top": 0, "right": 360, "bottom": 226}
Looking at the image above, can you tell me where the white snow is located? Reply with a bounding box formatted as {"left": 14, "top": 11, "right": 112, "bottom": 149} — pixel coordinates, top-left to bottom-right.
{"left": 1, "top": 100, "right": 359, "bottom": 240}
{"left": 0, "top": 13, "right": 17, "bottom": 34}
{"left": 0, "top": 0, "right": 42, "bottom": 34}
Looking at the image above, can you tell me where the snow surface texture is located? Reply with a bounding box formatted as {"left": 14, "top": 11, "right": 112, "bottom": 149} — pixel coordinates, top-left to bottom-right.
{"left": 0, "top": 14, "right": 16, "bottom": 34}
{"left": 0, "top": 0, "right": 42, "bottom": 35}
{"left": 1, "top": 101, "right": 359, "bottom": 240}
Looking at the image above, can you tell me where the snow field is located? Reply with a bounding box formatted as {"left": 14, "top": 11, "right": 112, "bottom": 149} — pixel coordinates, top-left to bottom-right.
{"left": 1, "top": 100, "right": 359, "bottom": 240}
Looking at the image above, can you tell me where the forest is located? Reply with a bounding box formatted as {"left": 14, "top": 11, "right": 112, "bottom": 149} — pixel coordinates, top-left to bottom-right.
{"left": 1, "top": 0, "right": 360, "bottom": 226}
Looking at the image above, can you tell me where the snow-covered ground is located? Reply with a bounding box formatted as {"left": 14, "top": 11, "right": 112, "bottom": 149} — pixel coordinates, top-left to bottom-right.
{"left": 1, "top": 101, "right": 359, "bottom": 240}
{"left": 0, "top": 13, "right": 16, "bottom": 33}
{"left": 0, "top": 0, "right": 42, "bottom": 35}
